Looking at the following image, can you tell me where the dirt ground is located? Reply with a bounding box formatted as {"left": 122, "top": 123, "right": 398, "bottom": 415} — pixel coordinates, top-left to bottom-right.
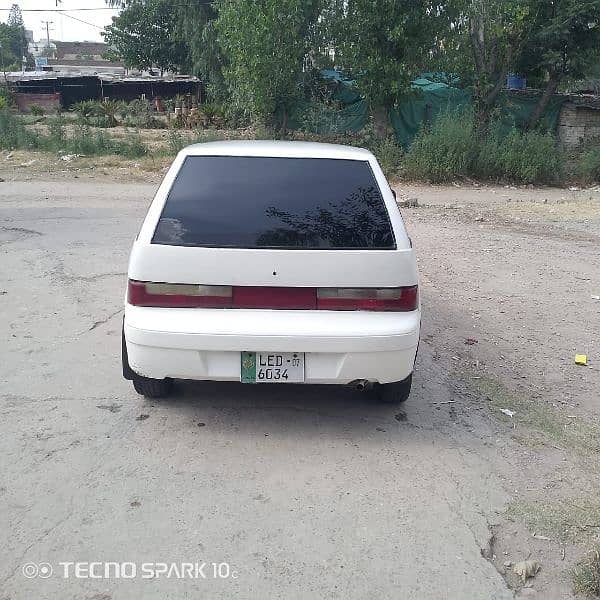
{"left": 1, "top": 152, "right": 599, "bottom": 599}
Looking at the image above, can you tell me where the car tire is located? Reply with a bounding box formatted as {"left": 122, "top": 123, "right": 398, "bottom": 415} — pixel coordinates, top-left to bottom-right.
{"left": 132, "top": 375, "right": 173, "bottom": 399}
{"left": 375, "top": 374, "right": 412, "bottom": 404}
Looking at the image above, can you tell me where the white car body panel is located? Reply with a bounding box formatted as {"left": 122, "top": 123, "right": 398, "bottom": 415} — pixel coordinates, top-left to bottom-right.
{"left": 124, "top": 141, "right": 420, "bottom": 385}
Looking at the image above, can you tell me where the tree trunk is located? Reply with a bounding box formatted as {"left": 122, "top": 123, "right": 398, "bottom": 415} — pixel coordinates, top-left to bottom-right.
{"left": 473, "top": 97, "right": 492, "bottom": 136}
{"left": 372, "top": 105, "right": 391, "bottom": 138}
{"left": 280, "top": 109, "right": 288, "bottom": 139}
{"left": 527, "top": 71, "right": 563, "bottom": 130}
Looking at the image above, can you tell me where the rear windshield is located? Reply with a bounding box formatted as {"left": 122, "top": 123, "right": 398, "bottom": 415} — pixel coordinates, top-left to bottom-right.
{"left": 152, "top": 156, "right": 395, "bottom": 249}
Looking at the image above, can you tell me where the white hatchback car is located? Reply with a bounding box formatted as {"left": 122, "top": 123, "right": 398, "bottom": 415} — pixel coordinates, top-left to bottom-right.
{"left": 122, "top": 141, "right": 420, "bottom": 403}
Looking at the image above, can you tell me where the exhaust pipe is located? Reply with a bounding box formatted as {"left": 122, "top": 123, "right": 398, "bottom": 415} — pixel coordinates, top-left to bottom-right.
{"left": 350, "top": 379, "right": 370, "bottom": 391}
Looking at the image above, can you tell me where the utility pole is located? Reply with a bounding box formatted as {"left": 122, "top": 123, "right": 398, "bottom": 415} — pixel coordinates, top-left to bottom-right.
{"left": 0, "top": 42, "right": 7, "bottom": 82}
{"left": 41, "top": 20, "right": 54, "bottom": 55}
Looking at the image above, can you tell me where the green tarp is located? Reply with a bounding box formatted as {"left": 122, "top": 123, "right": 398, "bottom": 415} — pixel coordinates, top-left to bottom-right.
{"left": 286, "top": 98, "right": 369, "bottom": 134}
{"left": 289, "top": 71, "right": 568, "bottom": 147}
{"left": 390, "top": 79, "right": 471, "bottom": 148}
{"left": 390, "top": 79, "right": 567, "bottom": 148}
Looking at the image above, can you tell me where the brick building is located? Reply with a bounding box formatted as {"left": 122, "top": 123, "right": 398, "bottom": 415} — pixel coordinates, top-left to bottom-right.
{"left": 558, "top": 97, "right": 600, "bottom": 146}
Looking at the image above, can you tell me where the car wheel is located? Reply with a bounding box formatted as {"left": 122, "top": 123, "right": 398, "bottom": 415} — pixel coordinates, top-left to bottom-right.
{"left": 132, "top": 375, "right": 173, "bottom": 399}
{"left": 375, "top": 374, "right": 412, "bottom": 404}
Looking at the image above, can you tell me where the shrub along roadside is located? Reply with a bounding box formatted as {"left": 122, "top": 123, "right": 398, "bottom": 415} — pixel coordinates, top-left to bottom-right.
{"left": 404, "top": 112, "right": 474, "bottom": 182}
{"left": 576, "top": 141, "right": 600, "bottom": 185}
{"left": 0, "top": 111, "right": 148, "bottom": 158}
{"left": 1, "top": 109, "right": 596, "bottom": 185}
{"left": 405, "top": 112, "right": 565, "bottom": 185}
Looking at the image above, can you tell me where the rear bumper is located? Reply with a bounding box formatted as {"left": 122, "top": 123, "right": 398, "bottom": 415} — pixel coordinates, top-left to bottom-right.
{"left": 124, "top": 305, "right": 420, "bottom": 384}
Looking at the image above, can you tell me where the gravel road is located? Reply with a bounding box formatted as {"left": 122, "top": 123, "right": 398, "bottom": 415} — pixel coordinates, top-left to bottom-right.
{"left": 1, "top": 174, "right": 598, "bottom": 599}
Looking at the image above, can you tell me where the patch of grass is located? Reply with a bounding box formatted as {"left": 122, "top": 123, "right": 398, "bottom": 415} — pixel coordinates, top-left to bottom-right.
{"left": 0, "top": 85, "right": 15, "bottom": 108}
{"left": 573, "top": 546, "right": 600, "bottom": 598}
{"left": 165, "top": 128, "right": 227, "bottom": 155}
{"left": 28, "top": 103, "right": 45, "bottom": 116}
{"left": 368, "top": 135, "right": 404, "bottom": 179}
{"left": 0, "top": 111, "right": 148, "bottom": 158}
{"left": 404, "top": 111, "right": 564, "bottom": 184}
{"left": 0, "top": 110, "right": 39, "bottom": 150}
{"left": 137, "top": 155, "right": 171, "bottom": 173}
{"left": 298, "top": 102, "right": 351, "bottom": 136}
{"left": 166, "top": 129, "right": 187, "bottom": 154}
{"left": 405, "top": 111, "right": 475, "bottom": 182}
{"left": 577, "top": 142, "right": 600, "bottom": 184}
{"left": 507, "top": 500, "right": 600, "bottom": 543}
{"left": 501, "top": 128, "right": 563, "bottom": 184}
{"left": 465, "top": 374, "right": 600, "bottom": 455}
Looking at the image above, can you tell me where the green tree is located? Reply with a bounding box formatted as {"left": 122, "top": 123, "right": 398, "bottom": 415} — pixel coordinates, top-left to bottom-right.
{"left": 0, "top": 4, "right": 29, "bottom": 71}
{"left": 175, "top": 1, "right": 227, "bottom": 100}
{"left": 0, "top": 10, "right": 28, "bottom": 73}
{"left": 329, "top": 0, "right": 451, "bottom": 136}
{"left": 434, "top": 0, "right": 533, "bottom": 132}
{"left": 442, "top": 0, "right": 600, "bottom": 130}
{"left": 519, "top": 0, "right": 600, "bottom": 128}
{"left": 468, "top": 1, "right": 531, "bottom": 129}
{"left": 0, "top": 25, "right": 18, "bottom": 72}
{"left": 216, "top": 0, "right": 320, "bottom": 133}
{"left": 102, "top": 0, "right": 189, "bottom": 73}
{"left": 7, "top": 4, "right": 24, "bottom": 29}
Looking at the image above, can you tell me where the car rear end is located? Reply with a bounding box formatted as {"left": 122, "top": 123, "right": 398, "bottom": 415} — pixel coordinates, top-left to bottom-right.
{"left": 123, "top": 141, "right": 420, "bottom": 400}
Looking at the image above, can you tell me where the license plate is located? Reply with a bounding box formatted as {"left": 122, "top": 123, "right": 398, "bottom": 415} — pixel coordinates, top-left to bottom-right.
{"left": 241, "top": 351, "right": 305, "bottom": 383}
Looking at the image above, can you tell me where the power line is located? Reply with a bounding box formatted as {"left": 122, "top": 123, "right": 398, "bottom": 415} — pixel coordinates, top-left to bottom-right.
{"left": 0, "top": 1, "right": 215, "bottom": 9}
{"left": 0, "top": 7, "right": 118, "bottom": 11}
{"left": 55, "top": 10, "right": 106, "bottom": 30}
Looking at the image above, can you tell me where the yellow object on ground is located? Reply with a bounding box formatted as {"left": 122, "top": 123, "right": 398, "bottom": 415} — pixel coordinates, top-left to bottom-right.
{"left": 575, "top": 354, "right": 588, "bottom": 366}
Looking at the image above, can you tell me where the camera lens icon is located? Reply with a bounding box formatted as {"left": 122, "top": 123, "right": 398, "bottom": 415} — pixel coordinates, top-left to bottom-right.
{"left": 22, "top": 562, "right": 52, "bottom": 578}
{"left": 22, "top": 563, "right": 38, "bottom": 578}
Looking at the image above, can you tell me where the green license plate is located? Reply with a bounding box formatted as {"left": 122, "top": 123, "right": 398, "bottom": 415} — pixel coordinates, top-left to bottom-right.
{"left": 241, "top": 352, "right": 305, "bottom": 383}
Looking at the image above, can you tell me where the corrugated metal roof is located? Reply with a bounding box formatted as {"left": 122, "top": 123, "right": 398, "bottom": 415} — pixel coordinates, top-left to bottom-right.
{"left": 5, "top": 71, "right": 199, "bottom": 84}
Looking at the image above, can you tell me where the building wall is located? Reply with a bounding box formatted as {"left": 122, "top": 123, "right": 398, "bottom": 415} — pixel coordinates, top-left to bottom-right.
{"left": 558, "top": 103, "right": 600, "bottom": 146}
{"left": 15, "top": 92, "right": 61, "bottom": 114}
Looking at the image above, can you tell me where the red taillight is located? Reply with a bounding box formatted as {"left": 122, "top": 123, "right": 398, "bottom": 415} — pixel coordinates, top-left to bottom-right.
{"left": 128, "top": 281, "right": 418, "bottom": 312}
{"left": 233, "top": 286, "right": 316, "bottom": 309}
{"left": 127, "top": 280, "right": 232, "bottom": 308}
{"left": 316, "top": 286, "right": 418, "bottom": 311}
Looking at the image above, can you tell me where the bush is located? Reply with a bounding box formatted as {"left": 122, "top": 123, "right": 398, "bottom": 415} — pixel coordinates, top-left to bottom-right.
{"left": 0, "top": 85, "right": 15, "bottom": 108}
{"left": 405, "top": 112, "right": 563, "bottom": 184}
{"left": 116, "top": 132, "right": 148, "bottom": 158}
{"left": 124, "top": 114, "right": 165, "bottom": 129}
{"left": 0, "top": 109, "right": 148, "bottom": 158}
{"left": 28, "top": 103, "right": 45, "bottom": 116}
{"left": 572, "top": 546, "right": 600, "bottom": 598}
{"left": 577, "top": 142, "right": 600, "bottom": 184}
{"left": 223, "top": 100, "right": 252, "bottom": 128}
{"left": 46, "top": 116, "right": 66, "bottom": 149}
{"left": 73, "top": 100, "right": 103, "bottom": 120}
{"left": 404, "top": 112, "right": 475, "bottom": 182}
{"left": 0, "top": 109, "right": 39, "bottom": 150}
{"left": 66, "top": 123, "right": 148, "bottom": 157}
{"left": 299, "top": 102, "right": 348, "bottom": 135}
{"left": 166, "top": 129, "right": 225, "bottom": 155}
{"left": 198, "top": 103, "right": 225, "bottom": 127}
{"left": 119, "top": 97, "right": 166, "bottom": 129}
{"left": 374, "top": 137, "right": 403, "bottom": 178}
{"left": 500, "top": 129, "right": 563, "bottom": 184}
{"left": 167, "top": 129, "right": 186, "bottom": 154}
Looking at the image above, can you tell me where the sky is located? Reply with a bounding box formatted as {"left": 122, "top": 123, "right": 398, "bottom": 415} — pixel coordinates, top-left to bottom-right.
{"left": 0, "top": 1, "right": 119, "bottom": 43}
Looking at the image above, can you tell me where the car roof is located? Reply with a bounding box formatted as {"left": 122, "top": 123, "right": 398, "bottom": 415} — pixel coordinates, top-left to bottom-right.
{"left": 181, "top": 140, "right": 373, "bottom": 161}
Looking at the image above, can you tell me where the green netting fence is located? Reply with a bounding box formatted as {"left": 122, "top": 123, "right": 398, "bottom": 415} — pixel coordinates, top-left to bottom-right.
{"left": 288, "top": 71, "right": 567, "bottom": 148}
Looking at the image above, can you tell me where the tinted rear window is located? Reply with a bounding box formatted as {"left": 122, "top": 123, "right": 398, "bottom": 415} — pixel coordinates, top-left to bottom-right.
{"left": 152, "top": 156, "right": 395, "bottom": 249}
